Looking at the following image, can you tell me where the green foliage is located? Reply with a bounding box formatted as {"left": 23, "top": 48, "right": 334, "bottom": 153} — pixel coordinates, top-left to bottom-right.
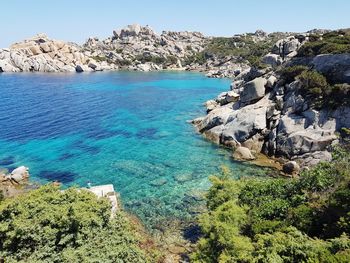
{"left": 0, "top": 185, "right": 149, "bottom": 263}
{"left": 184, "top": 34, "right": 280, "bottom": 68}
{"left": 279, "top": 65, "right": 310, "bottom": 83}
{"left": 183, "top": 52, "right": 208, "bottom": 65}
{"left": 91, "top": 56, "right": 107, "bottom": 62}
{"left": 298, "top": 30, "right": 350, "bottom": 57}
{"left": 280, "top": 66, "right": 350, "bottom": 108}
{"left": 118, "top": 59, "right": 132, "bottom": 66}
{"left": 297, "top": 70, "right": 329, "bottom": 95}
{"left": 192, "top": 150, "right": 350, "bottom": 262}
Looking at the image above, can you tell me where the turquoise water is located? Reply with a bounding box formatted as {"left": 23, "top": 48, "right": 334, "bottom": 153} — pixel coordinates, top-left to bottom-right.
{"left": 0, "top": 71, "right": 268, "bottom": 229}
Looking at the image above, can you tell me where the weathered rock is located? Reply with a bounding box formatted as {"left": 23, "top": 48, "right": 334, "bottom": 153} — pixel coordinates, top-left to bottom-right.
{"left": 221, "top": 96, "right": 269, "bottom": 147}
{"left": 276, "top": 114, "right": 337, "bottom": 157}
{"left": 311, "top": 54, "right": 350, "bottom": 84}
{"left": 272, "top": 37, "right": 301, "bottom": 55}
{"left": 205, "top": 100, "right": 218, "bottom": 112}
{"left": 9, "top": 166, "right": 29, "bottom": 182}
{"left": 266, "top": 75, "right": 277, "bottom": 88}
{"left": 282, "top": 161, "right": 300, "bottom": 175}
{"left": 233, "top": 147, "right": 255, "bottom": 161}
{"left": 75, "top": 65, "right": 84, "bottom": 72}
{"left": 216, "top": 91, "right": 240, "bottom": 105}
{"left": 240, "top": 77, "right": 267, "bottom": 104}
{"left": 293, "top": 151, "right": 332, "bottom": 168}
{"left": 195, "top": 106, "right": 233, "bottom": 132}
{"left": 0, "top": 34, "right": 115, "bottom": 73}
{"left": 262, "top": 53, "right": 282, "bottom": 67}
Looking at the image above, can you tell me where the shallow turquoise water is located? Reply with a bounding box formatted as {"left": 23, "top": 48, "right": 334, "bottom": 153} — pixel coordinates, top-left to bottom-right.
{"left": 0, "top": 71, "right": 267, "bottom": 229}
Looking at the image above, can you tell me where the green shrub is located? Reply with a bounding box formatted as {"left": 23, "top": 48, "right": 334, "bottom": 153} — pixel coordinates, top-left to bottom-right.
{"left": 0, "top": 185, "right": 149, "bottom": 262}
{"left": 279, "top": 65, "right": 309, "bottom": 83}
{"left": 192, "top": 149, "right": 350, "bottom": 262}
{"left": 298, "top": 30, "right": 350, "bottom": 57}
{"left": 280, "top": 66, "right": 349, "bottom": 108}
{"left": 91, "top": 56, "right": 107, "bottom": 62}
{"left": 297, "top": 70, "right": 329, "bottom": 96}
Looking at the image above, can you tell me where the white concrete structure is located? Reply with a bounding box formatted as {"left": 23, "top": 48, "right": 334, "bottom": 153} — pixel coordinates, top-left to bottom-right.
{"left": 87, "top": 184, "right": 118, "bottom": 216}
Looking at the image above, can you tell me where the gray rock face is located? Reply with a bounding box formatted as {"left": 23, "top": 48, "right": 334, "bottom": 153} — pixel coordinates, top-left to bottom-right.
{"left": 272, "top": 37, "right": 301, "bottom": 55}
{"left": 283, "top": 161, "right": 300, "bottom": 175}
{"left": 194, "top": 60, "right": 348, "bottom": 170}
{"left": 233, "top": 147, "right": 255, "bottom": 161}
{"left": 216, "top": 91, "right": 240, "bottom": 105}
{"left": 0, "top": 34, "right": 116, "bottom": 72}
{"left": 240, "top": 77, "right": 267, "bottom": 104}
{"left": 85, "top": 24, "right": 209, "bottom": 72}
{"left": 262, "top": 53, "right": 283, "bottom": 67}
{"left": 311, "top": 54, "right": 350, "bottom": 83}
{"left": 9, "top": 166, "right": 29, "bottom": 182}
{"left": 276, "top": 113, "right": 337, "bottom": 157}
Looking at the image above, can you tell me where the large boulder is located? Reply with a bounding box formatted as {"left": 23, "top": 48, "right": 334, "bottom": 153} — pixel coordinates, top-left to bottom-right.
{"left": 9, "top": 166, "right": 29, "bottom": 182}
{"left": 233, "top": 147, "right": 255, "bottom": 161}
{"left": 195, "top": 106, "right": 234, "bottom": 132}
{"left": 272, "top": 37, "right": 301, "bottom": 55}
{"left": 221, "top": 96, "right": 270, "bottom": 147}
{"left": 311, "top": 54, "right": 350, "bottom": 84}
{"left": 262, "top": 53, "right": 282, "bottom": 67}
{"left": 216, "top": 91, "right": 240, "bottom": 105}
{"left": 276, "top": 114, "right": 337, "bottom": 157}
{"left": 205, "top": 100, "right": 218, "bottom": 112}
{"left": 240, "top": 77, "right": 267, "bottom": 104}
{"left": 283, "top": 161, "right": 300, "bottom": 175}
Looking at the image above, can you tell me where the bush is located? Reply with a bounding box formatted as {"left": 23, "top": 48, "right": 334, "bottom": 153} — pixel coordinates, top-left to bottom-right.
{"left": 298, "top": 30, "right": 350, "bottom": 57}
{"left": 91, "top": 56, "right": 107, "bottom": 62}
{"left": 280, "top": 66, "right": 350, "bottom": 108}
{"left": 0, "top": 185, "right": 149, "bottom": 262}
{"left": 297, "top": 70, "right": 329, "bottom": 96}
{"left": 279, "top": 65, "right": 310, "bottom": 83}
{"left": 192, "top": 149, "right": 350, "bottom": 262}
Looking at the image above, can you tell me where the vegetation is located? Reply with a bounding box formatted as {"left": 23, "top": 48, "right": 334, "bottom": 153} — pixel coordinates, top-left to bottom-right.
{"left": 297, "top": 30, "right": 350, "bottom": 57}
{"left": 184, "top": 34, "right": 281, "bottom": 68}
{"left": 91, "top": 55, "right": 107, "bottom": 62}
{"left": 192, "top": 149, "right": 350, "bottom": 262}
{"left": 134, "top": 54, "right": 178, "bottom": 66}
{"left": 279, "top": 66, "right": 350, "bottom": 108}
{"left": 0, "top": 185, "right": 154, "bottom": 263}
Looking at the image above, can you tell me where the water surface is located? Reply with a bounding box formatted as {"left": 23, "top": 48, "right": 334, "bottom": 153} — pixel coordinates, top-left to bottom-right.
{"left": 0, "top": 71, "right": 268, "bottom": 229}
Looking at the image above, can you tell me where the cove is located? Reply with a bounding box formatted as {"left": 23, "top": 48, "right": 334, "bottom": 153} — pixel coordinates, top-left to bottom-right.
{"left": 0, "top": 71, "right": 269, "bottom": 230}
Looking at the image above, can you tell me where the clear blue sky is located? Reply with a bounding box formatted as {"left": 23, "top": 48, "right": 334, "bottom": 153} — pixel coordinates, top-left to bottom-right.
{"left": 1, "top": 0, "right": 349, "bottom": 48}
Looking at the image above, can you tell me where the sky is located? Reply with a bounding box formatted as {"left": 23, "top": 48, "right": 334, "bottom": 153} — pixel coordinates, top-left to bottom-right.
{"left": 1, "top": 0, "right": 349, "bottom": 48}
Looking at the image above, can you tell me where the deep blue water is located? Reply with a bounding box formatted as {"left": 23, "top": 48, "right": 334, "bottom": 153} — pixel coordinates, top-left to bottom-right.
{"left": 0, "top": 71, "right": 268, "bottom": 229}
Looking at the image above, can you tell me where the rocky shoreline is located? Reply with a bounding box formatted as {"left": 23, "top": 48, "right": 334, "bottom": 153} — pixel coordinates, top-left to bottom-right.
{"left": 192, "top": 33, "right": 350, "bottom": 174}
{"left": 0, "top": 24, "right": 284, "bottom": 75}
{"left": 1, "top": 24, "right": 349, "bottom": 175}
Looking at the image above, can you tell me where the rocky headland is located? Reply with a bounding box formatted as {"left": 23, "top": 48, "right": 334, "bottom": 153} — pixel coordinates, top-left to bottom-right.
{"left": 193, "top": 29, "right": 350, "bottom": 174}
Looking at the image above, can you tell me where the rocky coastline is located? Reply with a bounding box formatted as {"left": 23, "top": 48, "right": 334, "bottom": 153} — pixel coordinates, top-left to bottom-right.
{"left": 192, "top": 32, "right": 350, "bottom": 174}
{"left": 1, "top": 25, "right": 349, "bottom": 175}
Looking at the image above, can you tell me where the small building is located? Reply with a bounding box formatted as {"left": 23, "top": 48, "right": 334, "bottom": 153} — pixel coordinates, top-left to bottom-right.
{"left": 87, "top": 184, "right": 118, "bottom": 217}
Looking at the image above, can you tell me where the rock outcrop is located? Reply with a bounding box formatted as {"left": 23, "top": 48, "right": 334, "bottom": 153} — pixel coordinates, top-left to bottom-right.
{"left": 0, "top": 34, "right": 116, "bottom": 72}
{"left": 193, "top": 34, "right": 350, "bottom": 171}
{"left": 1, "top": 166, "right": 31, "bottom": 198}
{"left": 82, "top": 24, "right": 208, "bottom": 71}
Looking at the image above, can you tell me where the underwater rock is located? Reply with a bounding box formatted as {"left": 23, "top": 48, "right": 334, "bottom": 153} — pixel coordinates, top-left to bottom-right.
{"left": 150, "top": 178, "right": 167, "bottom": 186}
{"left": 174, "top": 173, "right": 193, "bottom": 183}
